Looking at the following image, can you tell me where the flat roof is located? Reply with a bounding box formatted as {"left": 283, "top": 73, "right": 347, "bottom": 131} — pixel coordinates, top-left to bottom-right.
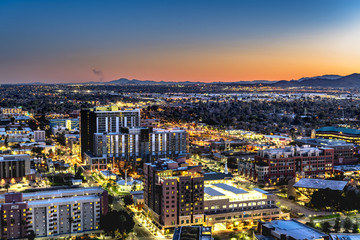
{"left": 21, "top": 187, "right": 104, "bottom": 200}
{"left": 293, "top": 178, "right": 348, "bottom": 191}
{"left": 204, "top": 187, "right": 225, "bottom": 197}
{"left": 334, "top": 165, "right": 360, "bottom": 172}
{"left": 330, "top": 234, "right": 360, "bottom": 240}
{"left": 263, "top": 220, "right": 327, "bottom": 240}
{"left": 203, "top": 172, "right": 233, "bottom": 181}
{"left": 317, "top": 126, "right": 360, "bottom": 135}
{"left": 296, "top": 138, "right": 353, "bottom": 146}
{"left": 253, "top": 188, "right": 271, "bottom": 195}
{"left": 27, "top": 195, "right": 99, "bottom": 206}
{"left": 212, "top": 183, "right": 248, "bottom": 194}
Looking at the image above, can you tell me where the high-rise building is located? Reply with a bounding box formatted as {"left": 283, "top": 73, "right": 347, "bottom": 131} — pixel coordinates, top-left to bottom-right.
{"left": 143, "top": 157, "right": 204, "bottom": 234}
{"left": 80, "top": 106, "right": 141, "bottom": 157}
{"left": 0, "top": 188, "right": 108, "bottom": 239}
{"left": 81, "top": 106, "right": 187, "bottom": 169}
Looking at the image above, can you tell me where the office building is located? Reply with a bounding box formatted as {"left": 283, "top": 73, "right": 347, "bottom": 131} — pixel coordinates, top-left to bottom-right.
{"left": 296, "top": 138, "right": 357, "bottom": 165}
{"left": 34, "top": 130, "right": 46, "bottom": 142}
{"left": 254, "top": 146, "right": 334, "bottom": 183}
{"left": 80, "top": 106, "right": 140, "bottom": 157}
{"left": 0, "top": 187, "right": 108, "bottom": 239}
{"left": 143, "top": 157, "right": 204, "bottom": 234}
{"left": 316, "top": 126, "right": 360, "bottom": 145}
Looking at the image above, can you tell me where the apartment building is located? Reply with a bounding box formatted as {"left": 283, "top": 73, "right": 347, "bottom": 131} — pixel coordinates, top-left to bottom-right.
{"left": 0, "top": 187, "right": 108, "bottom": 239}
{"left": 81, "top": 106, "right": 187, "bottom": 169}
{"left": 255, "top": 146, "right": 334, "bottom": 183}
{"left": 296, "top": 138, "right": 357, "bottom": 165}
{"left": 80, "top": 106, "right": 141, "bottom": 156}
{"left": 143, "top": 157, "right": 204, "bottom": 234}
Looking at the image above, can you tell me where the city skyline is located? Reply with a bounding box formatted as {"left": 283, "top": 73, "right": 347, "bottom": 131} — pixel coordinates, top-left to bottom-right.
{"left": 1, "top": 0, "right": 360, "bottom": 83}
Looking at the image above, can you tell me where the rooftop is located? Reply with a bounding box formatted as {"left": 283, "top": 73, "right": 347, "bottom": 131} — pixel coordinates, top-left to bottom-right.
{"left": 262, "top": 220, "right": 327, "bottom": 240}
{"left": 212, "top": 183, "right": 248, "bottom": 194}
{"left": 330, "top": 234, "right": 360, "bottom": 240}
{"left": 27, "top": 195, "right": 99, "bottom": 206}
{"left": 317, "top": 126, "right": 360, "bottom": 135}
{"left": 293, "top": 178, "right": 348, "bottom": 191}
{"left": 334, "top": 165, "right": 360, "bottom": 172}
{"left": 203, "top": 172, "right": 233, "bottom": 181}
{"left": 204, "top": 187, "right": 225, "bottom": 197}
{"left": 296, "top": 138, "right": 354, "bottom": 146}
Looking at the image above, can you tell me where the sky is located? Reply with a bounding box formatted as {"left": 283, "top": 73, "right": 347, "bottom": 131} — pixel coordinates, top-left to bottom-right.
{"left": 1, "top": 0, "right": 360, "bottom": 83}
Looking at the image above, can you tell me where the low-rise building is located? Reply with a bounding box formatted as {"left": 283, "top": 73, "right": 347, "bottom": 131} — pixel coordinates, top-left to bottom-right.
{"left": 316, "top": 126, "right": 360, "bottom": 145}
{"left": 0, "top": 154, "right": 35, "bottom": 182}
{"left": 256, "top": 219, "right": 328, "bottom": 240}
{"left": 203, "top": 171, "right": 287, "bottom": 230}
{"left": 292, "top": 178, "right": 348, "bottom": 196}
{"left": 255, "top": 146, "right": 334, "bottom": 183}
{"left": 296, "top": 138, "right": 357, "bottom": 165}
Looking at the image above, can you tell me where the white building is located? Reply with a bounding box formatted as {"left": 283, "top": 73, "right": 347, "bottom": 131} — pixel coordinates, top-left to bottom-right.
{"left": 34, "top": 130, "right": 46, "bottom": 142}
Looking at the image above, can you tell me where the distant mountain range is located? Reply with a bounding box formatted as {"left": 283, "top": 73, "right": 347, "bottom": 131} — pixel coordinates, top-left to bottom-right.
{"left": 80, "top": 78, "right": 274, "bottom": 85}
{"left": 7, "top": 73, "right": 360, "bottom": 87}
{"left": 272, "top": 73, "right": 360, "bottom": 88}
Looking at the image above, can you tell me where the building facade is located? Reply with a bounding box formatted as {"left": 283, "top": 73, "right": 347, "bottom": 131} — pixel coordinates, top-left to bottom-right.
{"left": 0, "top": 154, "right": 33, "bottom": 182}
{"left": 203, "top": 172, "right": 286, "bottom": 229}
{"left": 316, "top": 126, "right": 360, "bottom": 145}
{"left": 81, "top": 106, "right": 187, "bottom": 170}
{"left": 143, "top": 157, "right": 204, "bottom": 234}
{"left": 49, "top": 118, "right": 80, "bottom": 131}
{"left": 0, "top": 188, "right": 108, "bottom": 239}
{"left": 254, "top": 146, "right": 334, "bottom": 183}
{"left": 34, "top": 130, "right": 46, "bottom": 142}
{"left": 296, "top": 138, "right": 357, "bottom": 165}
{"left": 80, "top": 106, "right": 141, "bottom": 157}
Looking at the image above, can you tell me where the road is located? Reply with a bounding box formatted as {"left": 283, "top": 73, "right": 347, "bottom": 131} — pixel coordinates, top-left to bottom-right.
{"left": 272, "top": 194, "right": 330, "bottom": 219}
{"left": 112, "top": 200, "right": 157, "bottom": 240}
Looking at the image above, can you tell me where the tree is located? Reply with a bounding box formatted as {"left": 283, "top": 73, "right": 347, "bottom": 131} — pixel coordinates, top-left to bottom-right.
{"left": 132, "top": 181, "right": 137, "bottom": 191}
{"left": 123, "top": 195, "right": 133, "bottom": 206}
{"left": 321, "top": 221, "right": 331, "bottom": 233}
{"left": 334, "top": 216, "right": 341, "bottom": 232}
{"left": 306, "top": 219, "right": 315, "bottom": 228}
{"left": 5, "top": 183, "right": 10, "bottom": 193}
{"left": 344, "top": 217, "right": 352, "bottom": 232}
{"left": 4, "top": 135, "right": 8, "bottom": 147}
{"left": 353, "top": 222, "right": 359, "bottom": 233}
{"left": 75, "top": 167, "right": 83, "bottom": 180}
{"left": 27, "top": 230, "right": 36, "bottom": 240}
{"left": 100, "top": 210, "right": 135, "bottom": 238}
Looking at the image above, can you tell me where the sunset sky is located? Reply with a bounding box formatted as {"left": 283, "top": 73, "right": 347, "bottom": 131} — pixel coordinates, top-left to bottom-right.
{"left": 1, "top": 0, "right": 360, "bottom": 83}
